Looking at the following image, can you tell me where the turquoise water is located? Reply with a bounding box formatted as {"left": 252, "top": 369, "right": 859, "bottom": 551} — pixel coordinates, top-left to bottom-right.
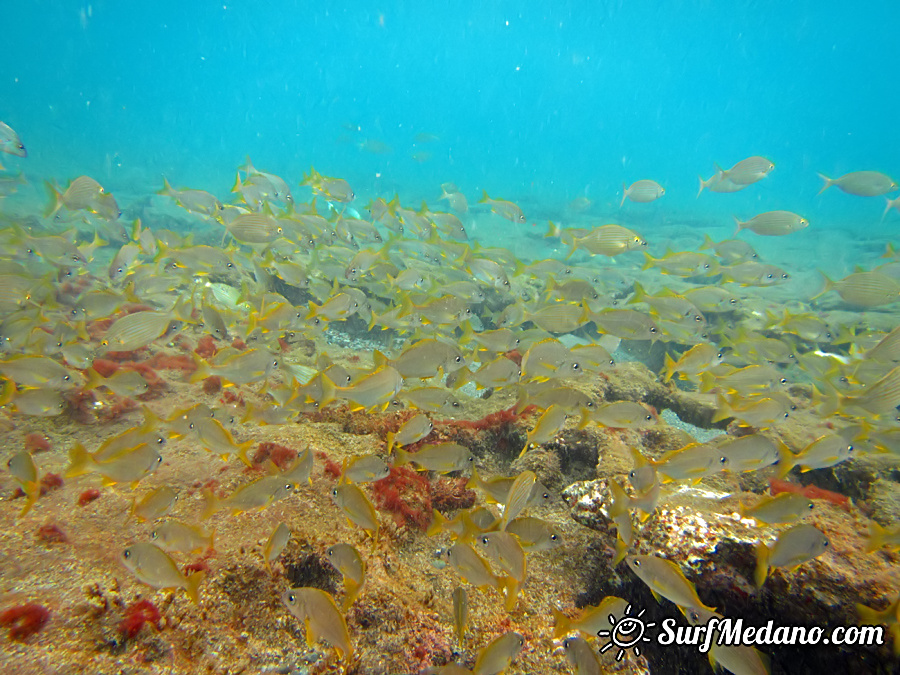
{"left": 3, "top": 2, "right": 897, "bottom": 228}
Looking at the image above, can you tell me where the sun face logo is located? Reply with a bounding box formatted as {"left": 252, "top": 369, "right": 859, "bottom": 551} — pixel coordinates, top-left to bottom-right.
{"left": 597, "top": 604, "right": 655, "bottom": 661}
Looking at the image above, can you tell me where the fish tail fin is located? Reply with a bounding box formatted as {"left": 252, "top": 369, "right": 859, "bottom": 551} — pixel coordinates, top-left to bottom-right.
{"left": 620, "top": 182, "right": 628, "bottom": 207}
{"left": 518, "top": 438, "right": 531, "bottom": 459}
{"left": 394, "top": 447, "right": 409, "bottom": 466}
{"left": 385, "top": 431, "right": 396, "bottom": 456}
{"left": 865, "top": 521, "right": 886, "bottom": 553}
{"left": 188, "top": 352, "right": 212, "bottom": 383}
{"left": 551, "top": 608, "right": 572, "bottom": 639}
{"left": 711, "top": 392, "right": 734, "bottom": 424}
{"left": 426, "top": 509, "right": 447, "bottom": 537}
{"left": 372, "top": 350, "right": 389, "bottom": 369}
{"left": 237, "top": 440, "right": 255, "bottom": 468}
{"left": 43, "top": 180, "right": 64, "bottom": 219}
{"left": 698, "top": 371, "right": 717, "bottom": 394}
{"left": 465, "top": 466, "right": 481, "bottom": 491}
{"left": 663, "top": 352, "right": 677, "bottom": 383}
{"left": 200, "top": 487, "right": 220, "bottom": 521}
{"left": 341, "top": 579, "right": 362, "bottom": 611}
{"left": 612, "top": 537, "right": 629, "bottom": 566}
{"left": 0, "top": 379, "right": 15, "bottom": 406}
{"left": 304, "top": 302, "right": 320, "bottom": 320}
{"left": 630, "top": 280, "right": 648, "bottom": 304}
{"left": 185, "top": 570, "right": 205, "bottom": 604}
{"left": 545, "top": 220, "right": 561, "bottom": 239}
{"left": 810, "top": 271, "right": 834, "bottom": 302}
{"left": 817, "top": 173, "right": 834, "bottom": 195}
{"left": 65, "top": 443, "right": 93, "bottom": 478}
{"left": 577, "top": 407, "right": 593, "bottom": 431}
{"left": 754, "top": 542, "right": 770, "bottom": 588}
{"left": 478, "top": 190, "right": 490, "bottom": 204}
{"left": 732, "top": 215, "right": 744, "bottom": 237}
{"left": 775, "top": 442, "right": 795, "bottom": 480}
{"left": 157, "top": 176, "right": 175, "bottom": 197}
{"left": 855, "top": 602, "right": 882, "bottom": 626}
{"left": 499, "top": 575, "right": 520, "bottom": 612}
{"left": 699, "top": 233, "right": 715, "bottom": 250}
{"left": 697, "top": 175, "right": 707, "bottom": 198}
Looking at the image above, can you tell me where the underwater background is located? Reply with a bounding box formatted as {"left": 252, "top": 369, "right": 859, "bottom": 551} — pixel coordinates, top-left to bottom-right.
{"left": 2, "top": 2, "right": 900, "bottom": 674}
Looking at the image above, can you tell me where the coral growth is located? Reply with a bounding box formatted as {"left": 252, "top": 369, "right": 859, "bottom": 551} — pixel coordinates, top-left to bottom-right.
{"left": 431, "top": 477, "right": 476, "bottom": 513}
{"left": 436, "top": 404, "right": 534, "bottom": 432}
{"left": 119, "top": 599, "right": 162, "bottom": 639}
{"left": 0, "top": 603, "right": 50, "bottom": 640}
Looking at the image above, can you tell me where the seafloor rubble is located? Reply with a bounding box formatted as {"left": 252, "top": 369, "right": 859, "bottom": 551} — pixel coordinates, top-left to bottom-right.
{"left": 0, "top": 347, "right": 898, "bottom": 674}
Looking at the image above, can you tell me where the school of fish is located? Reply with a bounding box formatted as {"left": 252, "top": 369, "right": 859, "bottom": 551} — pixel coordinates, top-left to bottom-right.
{"left": 2, "top": 121, "right": 900, "bottom": 673}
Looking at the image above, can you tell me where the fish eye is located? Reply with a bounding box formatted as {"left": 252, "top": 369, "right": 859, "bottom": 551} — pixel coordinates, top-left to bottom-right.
{"left": 783, "top": 412, "right": 789, "bottom": 419}
{"left": 703, "top": 264, "right": 710, "bottom": 269}
{"left": 807, "top": 502, "right": 815, "bottom": 510}
{"left": 847, "top": 445, "right": 854, "bottom": 453}
{"left": 766, "top": 274, "right": 774, "bottom": 280}
{"left": 123, "top": 549, "right": 131, "bottom": 559}
{"left": 782, "top": 274, "right": 790, "bottom": 279}
{"left": 719, "top": 456, "right": 728, "bottom": 465}
{"left": 156, "top": 456, "right": 163, "bottom": 463}
{"left": 331, "top": 488, "right": 338, "bottom": 496}
{"left": 151, "top": 531, "right": 158, "bottom": 539}
{"left": 189, "top": 422, "right": 195, "bottom": 430}
{"left": 632, "top": 559, "right": 641, "bottom": 567}
{"left": 780, "top": 378, "right": 787, "bottom": 384}
{"left": 550, "top": 534, "right": 558, "bottom": 541}
{"left": 650, "top": 327, "right": 657, "bottom": 334}
{"left": 480, "top": 536, "right": 489, "bottom": 545}
{"left": 467, "top": 455, "right": 474, "bottom": 463}
{"left": 572, "top": 363, "right": 580, "bottom": 371}
{"left": 284, "top": 483, "right": 292, "bottom": 490}
{"left": 645, "top": 415, "right": 652, "bottom": 421}
{"left": 63, "top": 374, "right": 70, "bottom": 381}
{"left": 729, "top": 299, "right": 737, "bottom": 305}
{"left": 455, "top": 356, "right": 462, "bottom": 363}
{"left": 288, "top": 593, "right": 296, "bottom": 602}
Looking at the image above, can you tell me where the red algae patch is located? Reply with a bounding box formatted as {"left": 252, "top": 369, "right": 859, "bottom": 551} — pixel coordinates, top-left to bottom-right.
{"left": 77, "top": 488, "right": 102, "bottom": 506}
{"left": 23, "top": 432, "right": 51, "bottom": 453}
{"left": 372, "top": 466, "right": 433, "bottom": 531}
{"left": 36, "top": 523, "right": 68, "bottom": 544}
{"left": 251, "top": 442, "right": 298, "bottom": 470}
{"left": 119, "top": 599, "right": 162, "bottom": 639}
{"left": 0, "top": 604, "right": 50, "bottom": 641}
